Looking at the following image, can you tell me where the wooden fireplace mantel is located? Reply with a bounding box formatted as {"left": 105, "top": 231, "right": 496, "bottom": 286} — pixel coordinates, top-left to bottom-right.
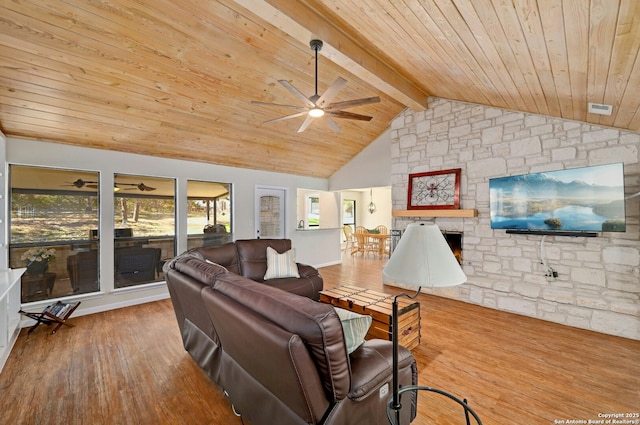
{"left": 392, "top": 209, "right": 478, "bottom": 218}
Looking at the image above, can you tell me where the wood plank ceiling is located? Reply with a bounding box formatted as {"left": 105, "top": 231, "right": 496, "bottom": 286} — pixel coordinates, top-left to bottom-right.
{"left": 1, "top": 0, "right": 639, "bottom": 178}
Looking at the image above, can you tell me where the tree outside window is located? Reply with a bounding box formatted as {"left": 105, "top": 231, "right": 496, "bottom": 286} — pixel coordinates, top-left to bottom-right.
{"left": 10, "top": 166, "right": 100, "bottom": 302}
{"left": 113, "top": 174, "right": 175, "bottom": 289}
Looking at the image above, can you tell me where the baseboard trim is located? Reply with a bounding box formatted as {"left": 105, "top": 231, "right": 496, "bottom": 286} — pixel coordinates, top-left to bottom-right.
{"left": 74, "top": 293, "right": 171, "bottom": 317}
{"left": 19, "top": 292, "right": 171, "bottom": 328}
{"left": 315, "top": 260, "right": 342, "bottom": 268}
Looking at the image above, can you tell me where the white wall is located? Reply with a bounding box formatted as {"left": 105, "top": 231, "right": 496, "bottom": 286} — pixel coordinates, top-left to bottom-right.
{"left": 6, "top": 138, "right": 341, "bottom": 317}
{"left": 357, "top": 187, "right": 392, "bottom": 231}
{"left": 389, "top": 98, "right": 640, "bottom": 340}
{"left": 329, "top": 127, "right": 393, "bottom": 232}
{"left": 329, "top": 129, "right": 392, "bottom": 190}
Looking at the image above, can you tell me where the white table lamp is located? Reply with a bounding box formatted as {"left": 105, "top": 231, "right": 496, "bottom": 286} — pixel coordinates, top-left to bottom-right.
{"left": 382, "top": 222, "right": 483, "bottom": 425}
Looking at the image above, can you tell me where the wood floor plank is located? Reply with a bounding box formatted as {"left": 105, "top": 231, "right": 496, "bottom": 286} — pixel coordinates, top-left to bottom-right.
{"left": 0, "top": 253, "right": 638, "bottom": 425}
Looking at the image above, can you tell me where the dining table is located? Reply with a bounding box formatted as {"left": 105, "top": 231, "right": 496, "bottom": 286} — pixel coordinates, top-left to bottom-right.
{"left": 366, "top": 232, "right": 391, "bottom": 257}
{"left": 351, "top": 230, "right": 390, "bottom": 258}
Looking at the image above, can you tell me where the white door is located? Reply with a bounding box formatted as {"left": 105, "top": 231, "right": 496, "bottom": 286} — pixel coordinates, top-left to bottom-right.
{"left": 255, "top": 186, "right": 287, "bottom": 239}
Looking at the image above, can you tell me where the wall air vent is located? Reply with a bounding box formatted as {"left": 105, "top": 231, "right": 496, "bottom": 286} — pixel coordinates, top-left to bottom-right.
{"left": 588, "top": 103, "right": 613, "bottom": 116}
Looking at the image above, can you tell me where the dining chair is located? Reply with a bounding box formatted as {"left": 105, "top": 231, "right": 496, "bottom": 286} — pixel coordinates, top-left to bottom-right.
{"left": 352, "top": 226, "right": 366, "bottom": 255}
{"left": 354, "top": 226, "right": 377, "bottom": 257}
{"left": 375, "top": 225, "right": 388, "bottom": 234}
{"left": 342, "top": 225, "right": 356, "bottom": 253}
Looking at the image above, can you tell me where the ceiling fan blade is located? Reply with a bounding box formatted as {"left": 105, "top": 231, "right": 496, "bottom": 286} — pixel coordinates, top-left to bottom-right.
{"left": 326, "top": 110, "right": 373, "bottom": 121}
{"left": 297, "top": 115, "right": 315, "bottom": 133}
{"left": 138, "top": 184, "right": 156, "bottom": 191}
{"left": 325, "top": 96, "right": 380, "bottom": 111}
{"left": 323, "top": 116, "right": 341, "bottom": 132}
{"left": 316, "top": 77, "right": 347, "bottom": 108}
{"left": 264, "top": 111, "right": 308, "bottom": 124}
{"left": 278, "top": 80, "right": 315, "bottom": 108}
{"left": 251, "top": 101, "right": 307, "bottom": 111}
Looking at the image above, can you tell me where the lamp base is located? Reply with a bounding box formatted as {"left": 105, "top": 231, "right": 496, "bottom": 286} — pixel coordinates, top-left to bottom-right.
{"left": 388, "top": 290, "right": 483, "bottom": 425}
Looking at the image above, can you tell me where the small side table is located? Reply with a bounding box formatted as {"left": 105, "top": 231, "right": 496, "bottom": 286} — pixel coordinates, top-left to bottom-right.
{"left": 21, "top": 273, "right": 56, "bottom": 302}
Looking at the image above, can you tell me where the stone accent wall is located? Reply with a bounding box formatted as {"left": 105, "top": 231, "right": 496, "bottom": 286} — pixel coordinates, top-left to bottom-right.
{"left": 390, "top": 97, "right": 640, "bottom": 340}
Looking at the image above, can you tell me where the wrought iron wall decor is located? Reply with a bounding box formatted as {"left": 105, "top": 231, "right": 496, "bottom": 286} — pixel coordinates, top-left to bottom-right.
{"left": 407, "top": 168, "right": 461, "bottom": 210}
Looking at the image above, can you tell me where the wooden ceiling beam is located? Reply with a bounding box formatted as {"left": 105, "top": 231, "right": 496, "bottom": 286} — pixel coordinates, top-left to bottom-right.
{"left": 232, "top": 0, "right": 428, "bottom": 111}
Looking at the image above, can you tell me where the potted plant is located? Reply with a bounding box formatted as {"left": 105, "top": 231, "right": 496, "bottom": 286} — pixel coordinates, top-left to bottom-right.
{"left": 21, "top": 247, "right": 56, "bottom": 276}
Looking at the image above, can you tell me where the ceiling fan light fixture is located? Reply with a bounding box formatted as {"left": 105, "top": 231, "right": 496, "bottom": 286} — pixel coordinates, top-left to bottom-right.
{"left": 309, "top": 108, "right": 324, "bottom": 117}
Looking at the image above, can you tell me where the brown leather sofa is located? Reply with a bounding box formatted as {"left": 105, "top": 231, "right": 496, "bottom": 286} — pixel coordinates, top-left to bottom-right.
{"left": 173, "top": 239, "right": 324, "bottom": 300}
{"left": 165, "top": 253, "right": 418, "bottom": 425}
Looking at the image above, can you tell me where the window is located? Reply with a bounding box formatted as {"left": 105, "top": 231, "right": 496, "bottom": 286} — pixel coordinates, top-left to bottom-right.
{"left": 307, "top": 196, "right": 320, "bottom": 227}
{"left": 9, "top": 166, "right": 100, "bottom": 302}
{"left": 113, "top": 174, "right": 175, "bottom": 289}
{"left": 187, "top": 180, "right": 232, "bottom": 249}
{"left": 342, "top": 199, "right": 356, "bottom": 238}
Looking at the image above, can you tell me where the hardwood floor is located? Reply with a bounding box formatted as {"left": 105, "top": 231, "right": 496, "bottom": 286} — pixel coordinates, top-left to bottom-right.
{"left": 1, "top": 253, "right": 638, "bottom": 425}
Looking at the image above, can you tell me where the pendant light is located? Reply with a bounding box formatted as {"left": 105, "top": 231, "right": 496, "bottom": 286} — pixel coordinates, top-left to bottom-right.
{"left": 368, "top": 188, "right": 376, "bottom": 214}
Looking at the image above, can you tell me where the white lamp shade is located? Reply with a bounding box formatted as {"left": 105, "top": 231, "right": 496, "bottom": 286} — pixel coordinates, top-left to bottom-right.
{"left": 383, "top": 223, "right": 467, "bottom": 288}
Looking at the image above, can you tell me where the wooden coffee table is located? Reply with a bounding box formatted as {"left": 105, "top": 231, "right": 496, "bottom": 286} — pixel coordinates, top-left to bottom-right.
{"left": 319, "top": 285, "right": 421, "bottom": 350}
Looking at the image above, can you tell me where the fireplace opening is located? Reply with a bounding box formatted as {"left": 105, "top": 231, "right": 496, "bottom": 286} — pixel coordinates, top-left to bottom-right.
{"left": 443, "top": 232, "right": 463, "bottom": 265}
{"left": 390, "top": 229, "right": 463, "bottom": 264}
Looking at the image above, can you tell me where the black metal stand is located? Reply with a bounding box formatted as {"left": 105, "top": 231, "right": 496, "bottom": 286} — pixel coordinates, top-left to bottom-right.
{"left": 386, "top": 289, "right": 483, "bottom": 425}
{"left": 388, "top": 386, "right": 483, "bottom": 425}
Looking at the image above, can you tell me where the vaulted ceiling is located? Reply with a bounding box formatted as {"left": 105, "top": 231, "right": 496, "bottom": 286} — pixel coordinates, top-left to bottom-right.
{"left": 1, "top": 0, "right": 639, "bottom": 178}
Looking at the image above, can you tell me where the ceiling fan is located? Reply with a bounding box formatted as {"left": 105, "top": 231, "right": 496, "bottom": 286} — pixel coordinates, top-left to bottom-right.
{"left": 63, "top": 179, "right": 98, "bottom": 189}
{"left": 118, "top": 182, "right": 156, "bottom": 192}
{"left": 252, "top": 39, "right": 380, "bottom": 133}
{"left": 63, "top": 179, "right": 156, "bottom": 191}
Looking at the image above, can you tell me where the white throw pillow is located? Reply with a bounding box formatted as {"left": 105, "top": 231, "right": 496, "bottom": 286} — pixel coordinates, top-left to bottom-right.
{"left": 264, "top": 246, "right": 300, "bottom": 280}
{"left": 334, "top": 307, "right": 372, "bottom": 354}
{"left": 204, "top": 259, "right": 228, "bottom": 271}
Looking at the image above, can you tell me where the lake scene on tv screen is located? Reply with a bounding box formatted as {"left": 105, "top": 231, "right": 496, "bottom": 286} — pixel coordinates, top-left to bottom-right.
{"left": 489, "top": 163, "right": 626, "bottom": 232}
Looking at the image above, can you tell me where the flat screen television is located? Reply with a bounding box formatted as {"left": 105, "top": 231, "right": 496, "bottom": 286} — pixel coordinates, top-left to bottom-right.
{"left": 489, "top": 163, "right": 626, "bottom": 234}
